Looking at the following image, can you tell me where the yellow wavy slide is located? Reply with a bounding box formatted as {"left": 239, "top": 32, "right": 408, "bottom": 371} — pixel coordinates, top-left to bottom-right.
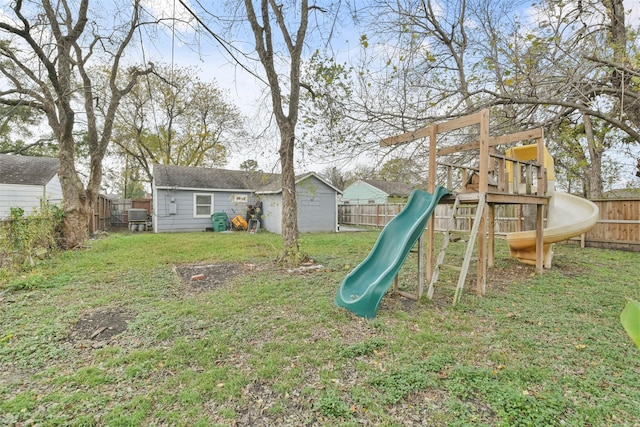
{"left": 504, "top": 145, "right": 599, "bottom": 268}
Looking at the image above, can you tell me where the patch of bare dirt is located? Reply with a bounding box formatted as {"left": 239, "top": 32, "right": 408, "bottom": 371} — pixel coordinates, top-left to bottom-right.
{"left": 487, "top": 262, "right": 537, "bottom": 292}
{"left": 174, "top": 262, "right": 250, "bottom": 292}
{"left": 68, "top": 307, "right": 134, "bottom": 346}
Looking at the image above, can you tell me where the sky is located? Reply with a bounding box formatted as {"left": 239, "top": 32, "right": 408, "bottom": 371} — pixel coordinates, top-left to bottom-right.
{"left": 135, "top": 0, "right": 640, "bottom": 185}
{"left": 137, "top": 0, "right": 375, "bottom": 174}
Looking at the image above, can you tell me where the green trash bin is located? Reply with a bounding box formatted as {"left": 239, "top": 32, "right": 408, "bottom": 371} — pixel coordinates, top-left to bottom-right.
{"left": 212, "top": 212, "right": 228, "bottom": 232}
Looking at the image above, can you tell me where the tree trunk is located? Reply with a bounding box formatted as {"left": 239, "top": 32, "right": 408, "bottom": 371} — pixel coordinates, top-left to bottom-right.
{"left": 58, "top": 144, "right": 91, "bottom": 248}
{"left": 280, "top": 126, "right": 299, "bottom": 266}
{"left": 583, "top": 114, "right": 604, "bottom": 199}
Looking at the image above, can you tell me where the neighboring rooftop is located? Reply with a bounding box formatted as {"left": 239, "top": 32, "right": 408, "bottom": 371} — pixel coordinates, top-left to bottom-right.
{"left": 362, "top": 179, "right": 414, "bottom": 198}
{"left": 0, "top": 154, "right": 59, "bottom": 185}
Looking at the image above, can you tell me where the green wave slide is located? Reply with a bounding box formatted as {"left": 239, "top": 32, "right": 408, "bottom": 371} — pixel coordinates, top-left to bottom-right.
{"left": 335, "top": 186, "right": 450, "bottom": 319}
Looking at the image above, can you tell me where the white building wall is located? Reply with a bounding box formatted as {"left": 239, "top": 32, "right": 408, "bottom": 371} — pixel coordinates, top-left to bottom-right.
{"left": 0, "top": 184, "right": 48, "bottom": 218}
{"left": 44, "top": 175, "right": 63, "bottom": 205}
{"left": 260, "top": 193, "right": 283, "bottom": 234}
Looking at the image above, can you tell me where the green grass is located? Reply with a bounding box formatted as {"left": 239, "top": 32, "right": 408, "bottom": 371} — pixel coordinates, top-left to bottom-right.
{"left": 1, "top": 230, "right": 639, "bottom": 426}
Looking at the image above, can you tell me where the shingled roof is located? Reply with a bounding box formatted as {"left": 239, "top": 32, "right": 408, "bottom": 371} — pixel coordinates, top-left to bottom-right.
{"left": 0, "top": 154, "right": 59, "bottom": 185}
{"left": 153, "top": 164, "right": 280, "bottom": 191}
{"left": 362, "top": 179, "right": 414, "bottom": 198}
{"left": 153, "top": 165, "right": 342, "bottom": 194}
{"left": 256, "top": 172, "right": 342, "bottom": 194}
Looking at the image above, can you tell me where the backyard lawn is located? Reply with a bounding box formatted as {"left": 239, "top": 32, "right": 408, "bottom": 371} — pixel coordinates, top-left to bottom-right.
{"left": 1, "top": 230, "right": 639, "bottom": 426}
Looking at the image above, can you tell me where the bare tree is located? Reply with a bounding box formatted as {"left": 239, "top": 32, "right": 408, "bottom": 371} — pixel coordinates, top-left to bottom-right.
{"left": 480, "top": 0, "right": 639, "bottom": 196}
{"left": 240, "top": 0, "right": 310, "bottom": 265}
{"left": 0, "top": 0, "right": 152, "bottom": 247}
{"left": 346, "top": 0, "right": 638, "bottom": 195}
{"left": 111, "top": 63, "right": 246, "bottom": 185}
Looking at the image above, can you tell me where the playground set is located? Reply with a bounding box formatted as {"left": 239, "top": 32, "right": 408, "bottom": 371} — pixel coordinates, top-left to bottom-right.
{"left": 335, "top": 109, "right": 599, "bottom": 318}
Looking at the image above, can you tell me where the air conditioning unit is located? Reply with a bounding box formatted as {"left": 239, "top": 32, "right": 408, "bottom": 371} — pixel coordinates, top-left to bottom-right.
{"left": 128, "top": 208, "right": 147, "bottom": 222}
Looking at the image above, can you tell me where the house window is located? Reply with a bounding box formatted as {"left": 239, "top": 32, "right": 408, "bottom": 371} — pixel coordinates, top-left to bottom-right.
{"left": 193, "top": 193, "right": 213, "bottom": 218}
{"left": 368, "top": 199, "right": 375, "bottom": 204}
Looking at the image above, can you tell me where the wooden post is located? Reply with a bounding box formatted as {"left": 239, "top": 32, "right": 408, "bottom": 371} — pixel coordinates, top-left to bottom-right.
{"left": 478, "top": 109, "right": 489, "bottom": 194}
{"left": 488, "top": 203, "right": 495, "bottom": 268}
{"left": 476, "top": 203, "right": 487, "bottom": 295}
{"left": 536, "top": 133, "right": 545, "bottom": 180}
{"left": 417, "top": 234, "right": 425, "bottom": 298}
{"left": 498, "top": 158, "right": 506, "bottom": 192}
{"left": 426, "top": 124, "right": 438, "bottom": 281}
{"left": 535, "top": 203, "right": 544, "bottom": 274}
{"left": 476, "top": 109, "right": 489, "bottom": 295}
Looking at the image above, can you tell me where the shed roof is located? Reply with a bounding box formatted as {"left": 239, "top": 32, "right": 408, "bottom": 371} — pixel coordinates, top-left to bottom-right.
{"left": 362, "top": 179, "right": 414, "bottom": 198}
{"left": 0, "top": 154, "right": 59, "bottom": 185}
{"left": 256, "top": 172, "right": 342, "bottom": 194}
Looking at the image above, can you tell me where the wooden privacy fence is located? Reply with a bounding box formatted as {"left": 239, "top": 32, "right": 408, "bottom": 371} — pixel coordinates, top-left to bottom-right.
{"left": 91, "top": 194, "right": 112, "bottom": 233}
{"left": 584, "top": 198, "right": 640, "bottom": 251}
{"left": 338, "top": 198, "right": 640, "bottom": 252}
{"left": 339, "top": 203, "right": 525, "bottom": 233}
{"left": 339, "top": 203, "right": 405, "bottom": 227}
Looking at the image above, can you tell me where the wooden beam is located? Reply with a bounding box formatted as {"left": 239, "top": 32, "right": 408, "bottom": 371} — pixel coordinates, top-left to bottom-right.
{"left": 491, "top": 128, "right": 543, "bottom": 145}
{"left": 380, "top": 111, "right": 489, "bottom": 147}
{"left": 436, "top": 111, "right": 482, "bottom": 133}
{"left": 380, "top": 125, "right": 431, "bottom": 146}
{"left": 436, "top": 128, "right": 544, "bottom": 156}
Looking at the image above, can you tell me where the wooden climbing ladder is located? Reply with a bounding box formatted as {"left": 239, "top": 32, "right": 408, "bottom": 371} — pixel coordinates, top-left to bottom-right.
{"left": 427, "top": 194, "right": 486, "bottom": 305}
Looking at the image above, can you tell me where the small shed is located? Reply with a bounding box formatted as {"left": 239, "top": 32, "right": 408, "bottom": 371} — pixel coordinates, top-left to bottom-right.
{"left": 0, "top": 154, "right": 62, "bottom": 218}
{"left": 341, "top": 179, "right": 413, "bottom": 205}
{"left": 151, "top": 165, "right": 341, "bottom": 234}
{"left": 257, "top": 172, "right": 342, "bottom": 234}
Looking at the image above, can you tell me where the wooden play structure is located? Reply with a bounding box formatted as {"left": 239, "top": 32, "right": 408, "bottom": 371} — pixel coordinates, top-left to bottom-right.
{"left": 381, "top": 109, "right": 551, "bottom": 304}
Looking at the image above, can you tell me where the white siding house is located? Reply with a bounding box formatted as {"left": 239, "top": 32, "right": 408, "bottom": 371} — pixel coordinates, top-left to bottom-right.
{"left": 0, "top": 154, "right": 62, "bottom": 219}
{"left": 152, "top": 165, "right": 341, "bottom": 234}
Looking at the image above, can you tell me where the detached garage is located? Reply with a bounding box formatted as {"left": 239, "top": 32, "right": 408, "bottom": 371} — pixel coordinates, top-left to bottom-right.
{"left": 152, "top": 165, "right": 341, "bottom": 234}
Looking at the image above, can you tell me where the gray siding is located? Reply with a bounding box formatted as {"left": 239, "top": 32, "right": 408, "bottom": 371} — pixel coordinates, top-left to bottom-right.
{"left": 152, "top": 172, "right": 339, "bottom": 234}
{"left": 154, "top": 188, "right": 255, "bottom": 233}
{"left": 260, "top": 175, "right": 338, "bottom": 234}
{"left": 297, "top": 175, "right": 337, "bottom": 233}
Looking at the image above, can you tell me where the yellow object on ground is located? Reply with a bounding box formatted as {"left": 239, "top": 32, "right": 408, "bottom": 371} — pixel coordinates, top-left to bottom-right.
{"left": 505, "top": 144, "right": 599, "bottom": 267}
{"left": 232, "top": 215, "right": 248, "bottom": 230}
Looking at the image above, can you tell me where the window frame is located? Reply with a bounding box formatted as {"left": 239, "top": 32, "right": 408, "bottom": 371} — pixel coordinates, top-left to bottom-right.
{"left": 193, "top": 193, "right": 214, "bottom": 218}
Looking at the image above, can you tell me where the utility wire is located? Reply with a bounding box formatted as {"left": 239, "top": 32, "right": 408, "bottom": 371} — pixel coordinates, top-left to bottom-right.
{"left": 176, "top": 0, "right": 268, "bottom": 86}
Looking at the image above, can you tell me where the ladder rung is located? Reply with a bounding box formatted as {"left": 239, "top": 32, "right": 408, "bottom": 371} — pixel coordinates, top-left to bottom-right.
{"left": 440, "top": 264, "right": 462, "bottom": 271}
